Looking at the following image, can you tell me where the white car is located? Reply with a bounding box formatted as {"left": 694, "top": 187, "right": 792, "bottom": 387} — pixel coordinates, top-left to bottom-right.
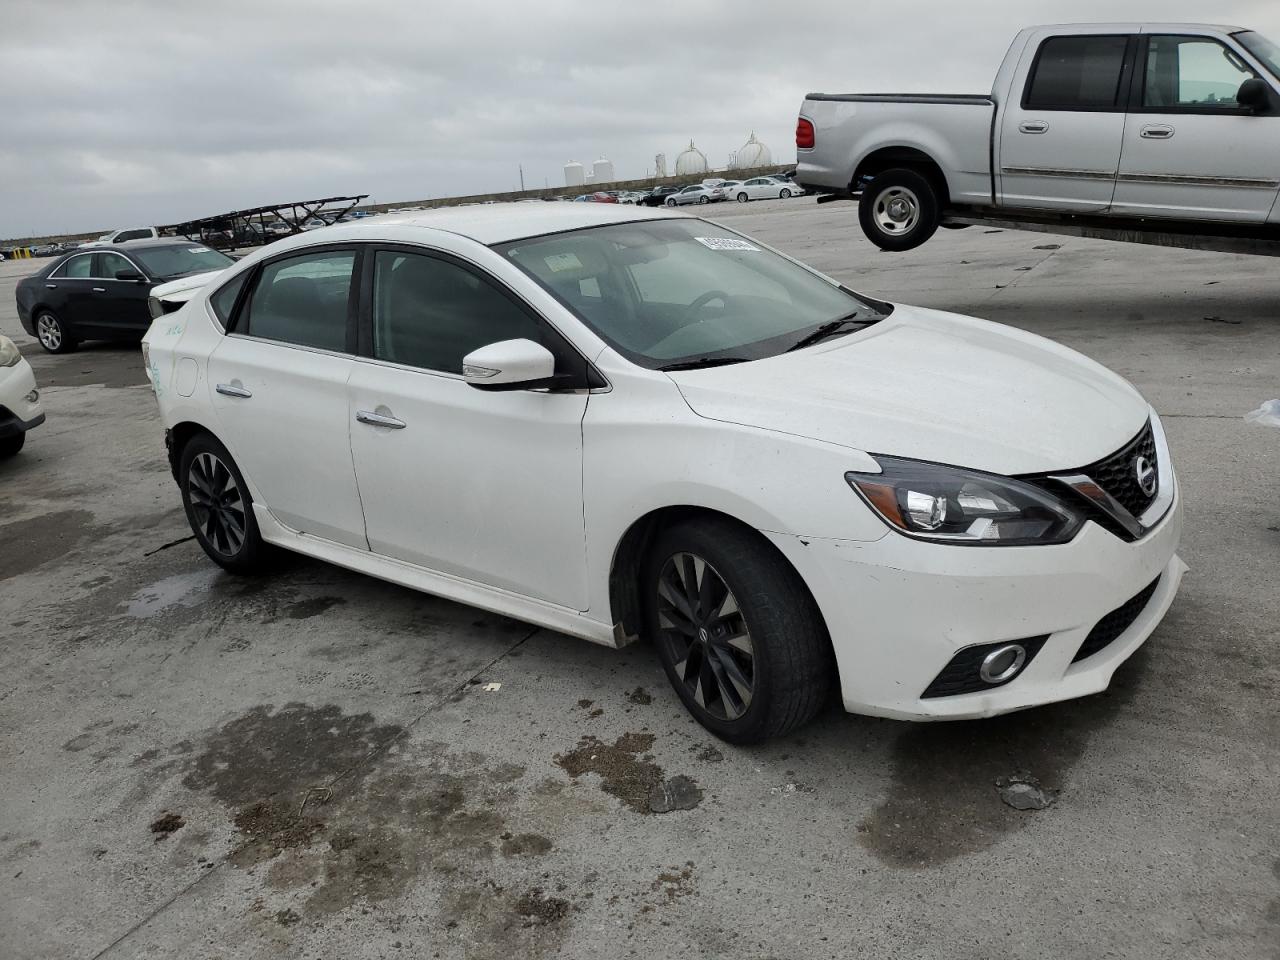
{"left": 143, "top": 203, "right": 1184, "bottom": 742}
{"left": 82, "top": 226, "right": 160, "bottom": 248}
{"left": 729, "top": 177, "right": 801, "bottom": 203}
{"left": 665, "top": 184, "right": 718, "bottom": 206}
{"left": 0, "top": 335, "right": 45, "bottom": 457}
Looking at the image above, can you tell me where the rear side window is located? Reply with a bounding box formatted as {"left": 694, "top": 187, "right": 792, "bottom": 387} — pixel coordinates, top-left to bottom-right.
{"left": 210, "top": 272, "right": 249, "bottom": 329}
{"left": 115, "top": 229, "right": 152, "bottom": 242}
{"left": 54, "top": 254, "right": 94, "bottom": 279}
{"left": 371, "top": 250, "right": 546, "bottom": 374}
{"left": 243, "top": 250, "right": 354, "bottom": 352}
{"left": 1025, "top": 35, "right": 1130, "bottom": 110}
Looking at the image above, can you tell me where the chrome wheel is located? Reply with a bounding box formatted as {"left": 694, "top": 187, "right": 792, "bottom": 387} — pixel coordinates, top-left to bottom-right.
{"left": 37, "top": 314, "right": 62, "bottom": 351}
{"left": 656, "top": 552, "right": 755, "bottom": 721}
{"left": 187, "top": 452, "right": 246, "bottom": 557}
{"left": 872, "top": 185, "right": 920, "bottom": 235}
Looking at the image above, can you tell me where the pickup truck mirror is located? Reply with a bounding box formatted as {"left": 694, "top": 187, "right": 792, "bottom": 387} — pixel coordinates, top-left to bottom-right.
{"left": 1237, "top": 78, "right": 1270, "bottom": 113}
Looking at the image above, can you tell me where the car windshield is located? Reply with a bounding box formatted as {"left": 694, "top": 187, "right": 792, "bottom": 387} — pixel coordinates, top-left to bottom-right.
{"left": 130, "top": 244, "right": 235, "bottom": 280}
{"left": 497, "top": 219, "right": 889, "bottom": 369}
{"left": 1235, "top": 31, "right": 1280, "bottom": 79}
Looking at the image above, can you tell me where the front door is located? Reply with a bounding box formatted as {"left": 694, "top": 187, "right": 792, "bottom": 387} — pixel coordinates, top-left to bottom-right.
{"left": 347, "top": 247, "right": 590, "bottom": 609}
{"left": 84, "top": 252, "right": 152, "bottom": 336}
{"left": 1111, "top": 34, "right": 1280, "bottom": 222}
{"left": 998, "top": 33, "right": 1134, "bottom": 211}
{"left": 208, "top": 246, "right": 368, "bottom": 549}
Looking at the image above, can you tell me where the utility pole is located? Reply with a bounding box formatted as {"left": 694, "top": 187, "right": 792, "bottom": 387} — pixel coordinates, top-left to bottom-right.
{"left": 519, "top": 164, "right": 525, "bottom": 191}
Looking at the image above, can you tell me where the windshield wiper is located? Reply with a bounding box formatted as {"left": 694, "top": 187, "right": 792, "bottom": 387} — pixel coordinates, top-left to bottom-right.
{"left": 785, "top": 313, "right": 868, "bottom": 353}
{"left": 658, "top": 356, "right": 749, "bottom": 372}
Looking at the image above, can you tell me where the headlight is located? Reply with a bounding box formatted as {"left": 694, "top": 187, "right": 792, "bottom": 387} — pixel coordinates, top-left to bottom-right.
{"left": 846, "top": 456, "right": 1083, "bottom": 546}
{"left": 0, "top": 335, "right": 21, "bottom": 367}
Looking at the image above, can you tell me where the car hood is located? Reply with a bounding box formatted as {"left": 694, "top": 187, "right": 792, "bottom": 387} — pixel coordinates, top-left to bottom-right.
{"left": 150, "top": 269, "right": 227, "bottom": 303}
{"left": 666, "top": 305, "right": 1150, "bottom": 476}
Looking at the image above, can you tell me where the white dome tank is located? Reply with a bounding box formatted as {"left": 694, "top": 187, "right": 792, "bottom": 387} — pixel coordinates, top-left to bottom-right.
{"left": 674, "top": 140, "right": 708, "bottom": 176}
{"left": 732, "top": 132, "right": 772, "bottom": 169}
{"left": 591, "top": 157, "right": 615, "bottom": 183}
{"left": 563, "top": 161, "right": 585, "bottom": 187}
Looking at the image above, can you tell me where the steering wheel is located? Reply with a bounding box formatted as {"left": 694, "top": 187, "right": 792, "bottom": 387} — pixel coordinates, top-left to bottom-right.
{"left": 687, "top": 290, "right": 730, "bottom": 317}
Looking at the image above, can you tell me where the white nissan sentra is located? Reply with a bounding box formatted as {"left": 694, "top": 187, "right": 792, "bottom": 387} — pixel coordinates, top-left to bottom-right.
{"left": 143, "top": 204, "right": 1184, "bottom": 743}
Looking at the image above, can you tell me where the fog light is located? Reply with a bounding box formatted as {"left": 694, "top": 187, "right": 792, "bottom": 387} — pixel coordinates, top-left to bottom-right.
{"left": 25, "top": 389, "right": 38, "bottom": 403}
{"left": 979, "top": 644, "right": 1027, "bottom": 684}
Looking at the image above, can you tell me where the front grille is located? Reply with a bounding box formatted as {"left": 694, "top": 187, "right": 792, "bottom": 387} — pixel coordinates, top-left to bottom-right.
{"left": 1081, "top": 421, "right": 1158, "bottom": 518}
{"left": 921, "top": 635, "right": 1049, "bottom": 699}
{"left": 1072, "top": 576, "right": 1160, "bottom": 663}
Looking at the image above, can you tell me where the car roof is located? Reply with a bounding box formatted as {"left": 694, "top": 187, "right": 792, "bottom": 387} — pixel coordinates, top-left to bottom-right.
{"left": 108, "top": 237, "right": 211, "bottom": 249}
{"left": 309, "top": 201, "right": 693, "bottom": 246}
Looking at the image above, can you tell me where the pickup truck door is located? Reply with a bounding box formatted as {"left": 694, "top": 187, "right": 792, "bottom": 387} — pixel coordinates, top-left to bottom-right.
{"left": 998, "top": 34, "right": 1135, "bottom": 212}
{"left": 1111, "top": 34, "right": 1280, "bottom": 222}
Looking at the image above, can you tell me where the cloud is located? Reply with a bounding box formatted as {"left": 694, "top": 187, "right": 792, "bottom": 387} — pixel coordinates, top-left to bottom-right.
{"left": 2, "top": 0, "right": 1278, "bottom": 236}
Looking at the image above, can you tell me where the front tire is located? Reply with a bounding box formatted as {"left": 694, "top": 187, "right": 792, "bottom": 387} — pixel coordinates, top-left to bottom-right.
{"left": 858, "top": 167, "right": 941, "bottom": 251}
{"left": 643, "top": 517, "right": 833, "bottom": 744}
{"left": 179, "top": 433, "right": 272, "bottom": 574}
{"left": 780, "top": 188, "right": 792, "bottom": 199}
{"left": 35, "top": 311, "right": 77, "bottom": 354}
{"left": 665, "top": 198, "right": 677, "bottom": 207}
{"left": 0, "top": 433, "right": 25, "bottom": 458}
{"left": 737, "top": 193, "right": 748, "bottom": 203}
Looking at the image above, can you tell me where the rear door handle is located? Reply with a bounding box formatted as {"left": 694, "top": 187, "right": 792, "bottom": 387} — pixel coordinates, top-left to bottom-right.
{"left": 1018, "top": 121, "right": 1049, "bottom": 134}
{"left": 215, "top": 383, "right": 252, "bottom": 399}
{"left": 356, "top": 410, "right": 406, "bottom": 429}
{"left": 92, "top": 287, "right": 106, "bottom": 293}
{"left": 1140, "top": 124, "right": 1174, "bottom": 139}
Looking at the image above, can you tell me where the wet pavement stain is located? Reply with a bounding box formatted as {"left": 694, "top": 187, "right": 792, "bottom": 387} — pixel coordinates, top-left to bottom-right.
{"left": 857, "top": 649, "right": 1148, "bottom": 867}
{"left": 285, "top": 596, "right": 346, "bottom": 620}
{"left": 0, "top": 509, "right": 100, "bottom": 581}
{"left": 555, "top": 733, "right": 705, "bottom": 815}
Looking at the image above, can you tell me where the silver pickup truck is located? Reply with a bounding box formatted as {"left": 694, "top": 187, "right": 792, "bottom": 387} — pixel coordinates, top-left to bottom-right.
{"left": 796, "top": 23, "right": 1280, "bottom": 252}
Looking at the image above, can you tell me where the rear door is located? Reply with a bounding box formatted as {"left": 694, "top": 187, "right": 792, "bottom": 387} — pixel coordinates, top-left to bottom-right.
{"left": 998, "top": 33, "right": 1136, "bottom": 211}
{"left": 45, "top": 253, "right": 96, "bottom": 329}
{"left": 207, "top": 246, "right": 368, "bottom": 549}
{"left": 1111, "top": 33, "right": 1280, "bottom": 221}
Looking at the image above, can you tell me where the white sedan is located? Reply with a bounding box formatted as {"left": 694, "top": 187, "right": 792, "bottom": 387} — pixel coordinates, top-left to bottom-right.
{"left": 729, "top": 177, "right": 802, "bottom": 202}
{"left": 0, "top": 335, "right": 46, "bottom": 457}
{"left": 143, "top": 204, "right": 1183, "bottom": 742}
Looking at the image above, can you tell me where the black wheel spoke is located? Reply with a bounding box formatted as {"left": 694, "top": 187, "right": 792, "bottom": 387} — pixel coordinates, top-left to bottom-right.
{"left": 188, "top": 452, "right": 245, "bottom": 558}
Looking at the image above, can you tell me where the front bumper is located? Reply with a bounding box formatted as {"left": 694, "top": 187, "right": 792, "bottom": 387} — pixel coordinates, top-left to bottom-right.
{"left": 767, "top": 476, "right": 1184, "bottom": 720}
{"left": 0, "top": 361, "right": 45, "bottom": 438}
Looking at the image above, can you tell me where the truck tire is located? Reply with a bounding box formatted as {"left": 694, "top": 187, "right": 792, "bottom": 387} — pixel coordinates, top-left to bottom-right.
{"left": 859, "top": 168, "right": 941, "bottom": 251}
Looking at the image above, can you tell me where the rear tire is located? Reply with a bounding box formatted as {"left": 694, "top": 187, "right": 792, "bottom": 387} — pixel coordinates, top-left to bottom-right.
{"left": 178, "top": 432, "right": 273, "bottom": 575}
{"left": 698, "top": 196, "right": 709, "bottom": 204}
{"left": 643, "top": 517, "right": 833, "bottom": 744}
{"left": 35, "top": 311, "right": 77, "bottom": 354}
{"left": 0, "top": 433, "right": 25, "bottom": 458}
{"left": 737, "top": 193, "right": 749, "bottom": 203}
{"left": 858, "top": 167, "right": 941, "bottom": 251}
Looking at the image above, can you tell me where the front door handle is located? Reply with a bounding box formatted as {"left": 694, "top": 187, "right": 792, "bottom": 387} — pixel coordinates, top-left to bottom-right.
{"left": 1140, "top": 124, "right": 1174, "bottom": 139}
{"left": 92, "top": 287, "right": 106, "bottom": 293}
{"left": 215, "top": 383, "right": 252, "bottom": 399}
{"left": 1018, "top": 120, "right": 1049, "bottom": 134}
{"left": 45, "top": 283, "right": 57, "bottom": 289}
{"left": 356, "top": 409, "right": 407, "bottom": 429}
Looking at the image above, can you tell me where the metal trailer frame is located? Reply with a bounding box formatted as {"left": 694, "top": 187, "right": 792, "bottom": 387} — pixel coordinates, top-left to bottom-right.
{"left": 160, "top": 195, "right": 369, "bottom": 249}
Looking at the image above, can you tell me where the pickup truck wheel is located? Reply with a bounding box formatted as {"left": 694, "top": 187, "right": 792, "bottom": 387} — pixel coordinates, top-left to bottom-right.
{"left": 859, "top": 168, "right": 941, "bottom": 251}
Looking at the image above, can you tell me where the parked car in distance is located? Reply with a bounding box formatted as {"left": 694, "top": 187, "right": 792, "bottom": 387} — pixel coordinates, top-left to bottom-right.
{"left": 638, "top": 185, "right": 682, "bottom": 206}
{"left": 15, "top": 240, "right": 236, "bottom": 353}
{"left": 666, "top": 184, "right": 717, "bottom": 205}
{"left": 143, "top": 203, "right": 1183, "bottom": 743}
{"left": 82, "top": 226, "right": 160, "bottom": 248}
{"left": 730, "top": 177, "right": 803, "bottom": 202}
{"left": 798, "top": 22, "right": 1280, "bottom": 251}
{"left": 0, "top": 335, "right": 45, "bottom": 457}
{"left": 265, "top": 221, "right": 293, "bottom": 237}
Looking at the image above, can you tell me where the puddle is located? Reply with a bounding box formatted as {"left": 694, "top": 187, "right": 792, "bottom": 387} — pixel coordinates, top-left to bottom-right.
{"left": 123, "top": 568, "right": 222, "bottom": 618}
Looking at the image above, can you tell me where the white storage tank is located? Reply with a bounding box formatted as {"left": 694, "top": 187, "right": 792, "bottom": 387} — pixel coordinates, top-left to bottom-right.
{"left": 564, "top": 161, "right": 585, "bottom": 187}
{"left": 674, "top": 140, "right": 708, "bottom": 176}
{"left": 591, "top": 157, "right": 615, "bottom": 184}
{"left": 732, "top": 132, "right": 772, "bottom": 169}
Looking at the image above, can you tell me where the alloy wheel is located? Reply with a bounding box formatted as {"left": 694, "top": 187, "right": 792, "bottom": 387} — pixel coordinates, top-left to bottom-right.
{"left": 656, "top": 552, "right": 755, "bottom": 721}
{"left": 37, "top": 314, "right": 62, "bottom": 351}
{"left": 187, "top": 452, "right": 247, "bottom": 557}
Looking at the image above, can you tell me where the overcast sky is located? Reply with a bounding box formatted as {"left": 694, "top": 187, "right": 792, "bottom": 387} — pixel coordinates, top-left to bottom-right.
{"left": 2, "top": 0, "right": 1279, "bottom": 238}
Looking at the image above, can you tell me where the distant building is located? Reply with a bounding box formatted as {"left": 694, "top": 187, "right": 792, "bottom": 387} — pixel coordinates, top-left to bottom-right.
{"left": 564, "top": 161, "right": 585, "bottom": 187}
{"left": 654, "top": 153, "right": 667, "bottom": 178}
{"left": 732, "top": 132, "right": 772, "bottom": 169}
{"left": 674, "top": 140, "right": 708, "bottom": 176}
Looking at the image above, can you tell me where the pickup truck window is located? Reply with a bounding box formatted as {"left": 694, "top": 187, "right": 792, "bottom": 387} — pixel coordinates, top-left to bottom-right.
{"left": 1235, "top": 31, "right": 1280, "bottom": 79}
{"left": 1143, "top": 36, "right": 1257, "bottom": 111}
{"left": 1024, "top": 35, "right": 1130, "bottom": 111}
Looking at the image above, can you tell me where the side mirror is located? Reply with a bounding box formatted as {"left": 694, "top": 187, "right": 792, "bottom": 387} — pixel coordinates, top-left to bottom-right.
{"left": 1238, "top": 77, "right": 1271, "bottom": 113}
{"left": 115, "top": 270, "right": 145, "bottom": 282}
{"left": 462, "top": 338, "right": 558, "bottom": 390}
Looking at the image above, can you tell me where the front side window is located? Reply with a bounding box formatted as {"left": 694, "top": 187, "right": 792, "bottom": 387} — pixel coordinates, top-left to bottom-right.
{"left": 498, "top": 219, "right": 887, "bottom": 369}
{"left": 371, "top": 250, "right": 546, "bottom": 374}
{"left": 1025, "top": 35, "right": 1130, "bottom": 110}
{"left": 243, "top": 250, "right": 354, "bottom": 352}
{"left": 54, "top": 254, "right": 93, "bottom": 279}
{"left": 95, "top": 252, "right": 137, "bottom": 278}
{"left": 1235, "top": 31, "right": 1280, "bottom": 79}
{"left": 130, "top": 244, "right": 235, "bottom": 280}
{"left": 1144, "top": 36, "right": 1258, "bottom": 110}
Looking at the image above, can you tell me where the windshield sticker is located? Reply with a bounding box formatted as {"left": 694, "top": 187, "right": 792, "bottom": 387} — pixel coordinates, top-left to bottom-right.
{"left": 186, "top": 246, "right": 211, "bottom": 253}
{"left": 544, "top": 252, "right": 583, "bottom": 273}
{"left": 694, "top": 237, "right": 760, "bottom": 252}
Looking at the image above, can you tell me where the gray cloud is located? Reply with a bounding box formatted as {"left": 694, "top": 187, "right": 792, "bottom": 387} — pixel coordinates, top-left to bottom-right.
{"left": 2, "top": 0, "right": 1278, "bottom": 236}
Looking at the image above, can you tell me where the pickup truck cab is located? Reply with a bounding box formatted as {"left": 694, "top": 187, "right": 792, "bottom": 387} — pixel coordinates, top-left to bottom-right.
{"left": 797, "top": 24, "right": 1280, "bottom": 250}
